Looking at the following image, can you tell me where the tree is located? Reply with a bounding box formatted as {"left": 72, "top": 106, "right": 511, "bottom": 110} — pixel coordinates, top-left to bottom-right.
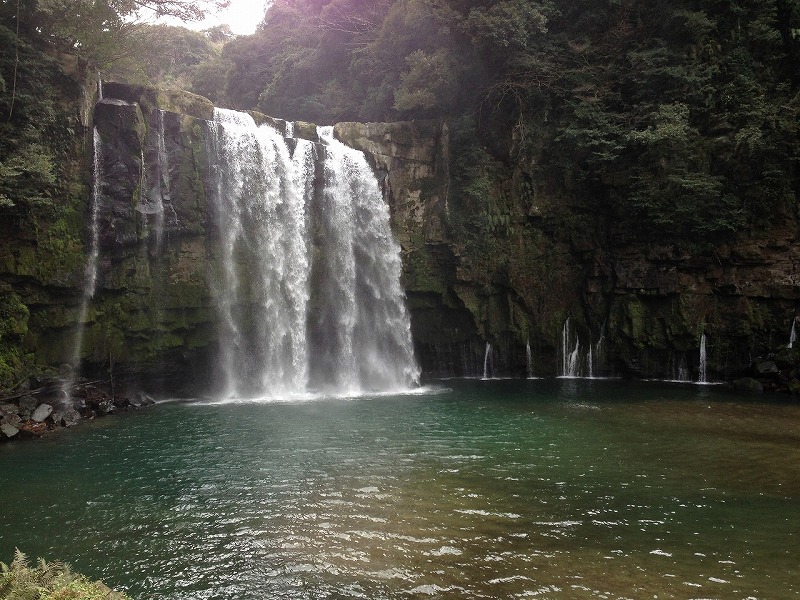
{"left": 393, "top": 48, "right": 460, "bottom": 113}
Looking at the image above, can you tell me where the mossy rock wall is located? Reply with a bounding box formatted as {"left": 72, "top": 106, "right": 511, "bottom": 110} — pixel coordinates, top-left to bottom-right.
{"left": 0, "top": 81, "right": 222, "bottom": 393}
{"left": 345, "top": 117, "right": 800, "bottom": 381}
{"left": 3, "top": 75, "right": 798, "bottom": 391}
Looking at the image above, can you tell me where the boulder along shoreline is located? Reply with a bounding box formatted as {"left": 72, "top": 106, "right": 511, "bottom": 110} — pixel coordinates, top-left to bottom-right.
{"left": 0, "top": 379, "right": 155, "bottom": 442}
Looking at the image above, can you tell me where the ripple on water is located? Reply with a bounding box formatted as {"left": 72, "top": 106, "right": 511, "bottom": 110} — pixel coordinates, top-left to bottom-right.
{"left": 1, "top": 380, "right": 799, "bottom": 599}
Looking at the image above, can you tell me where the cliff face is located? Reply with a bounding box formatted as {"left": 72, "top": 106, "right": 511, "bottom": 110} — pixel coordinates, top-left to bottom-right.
{"left": 338, "top": 121, "right": 800, "bottom": 382}
{"left": 1, "top": 81, "right": 798, "bottom": 397}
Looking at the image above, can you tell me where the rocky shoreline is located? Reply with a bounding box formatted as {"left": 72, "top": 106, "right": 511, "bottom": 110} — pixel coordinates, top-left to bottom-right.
{"left": 0, "top": 380, "right": 154, "bottom": 442}
{"left": 731, "top": 346, "right": 800, "bottom": 395}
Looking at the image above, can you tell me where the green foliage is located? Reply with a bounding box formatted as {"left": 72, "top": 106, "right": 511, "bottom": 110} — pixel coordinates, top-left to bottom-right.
{"left": 0, "top": 549, "right": 131, "bottom": 600}
{"left": 0, "top": 292, "right": 30, "bottom": 391}
{"left": 3, "top": 0, "right": 800, "bottom": 253}
{"left": 461, "top": 0, "right": 551, "bottom": 56}
{"left": 0, "top": 17, "right": 68, "bottom": 211}
{"left": 114, "top": 25, "right": 222, "bottom": 90}
{"left": 393, "top": 49, "right": 459, "bottom": 113}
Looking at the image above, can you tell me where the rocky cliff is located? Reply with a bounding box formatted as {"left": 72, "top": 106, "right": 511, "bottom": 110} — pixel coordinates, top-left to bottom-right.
{"left": 338, "top": 119, "right": 800, "bottom": 384}
{"left": 1, "top": 80, "right": 799, "bottom": 411}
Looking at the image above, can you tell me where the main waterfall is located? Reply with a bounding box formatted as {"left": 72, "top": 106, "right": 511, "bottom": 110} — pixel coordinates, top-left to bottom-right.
{"left": 209, "top": 109, "right": 419, "bottom": 398}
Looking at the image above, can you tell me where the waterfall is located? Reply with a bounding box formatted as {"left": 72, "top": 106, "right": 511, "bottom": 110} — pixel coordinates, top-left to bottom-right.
{"left": 482, "top": 343, "right": 493, "bottom": 379}
{"left": 789, "top": 320, "right": 797, "bottom": 349}
{"left": 86, "top": 128, "right": 102, "bottom": 299}
{"left": 67, "top": 127, "right": 103, "bottom": 388}
{"left": 698, "top": 332, "right": 708, "bottom": 384}
{"left": 210, "top": 111, "right": 418, "bottom": 398}
{"left": 313, "top": 126, "right": 419, "bottom": 393}
{"left": 587, "top": 344, "right": 594, "bottom": 379}
{"left": 561, "top": 319, "right": 580, "bottom": 377}
{"left": 152, "top": 109, "right": 169, "bottom": 249}
{"left": 671, "top": 353, "right": 689, "bottom": 382}
{"left": 594, "top": 322, "right": 606, "bottom": 377}
{"left": 525, "top": 339, "right": 533, "bottom": 378}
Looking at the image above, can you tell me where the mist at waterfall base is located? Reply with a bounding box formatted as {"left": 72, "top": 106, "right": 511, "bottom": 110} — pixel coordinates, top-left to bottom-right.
{"left": 2, "top": 379, "right": 799, "bottom": 599}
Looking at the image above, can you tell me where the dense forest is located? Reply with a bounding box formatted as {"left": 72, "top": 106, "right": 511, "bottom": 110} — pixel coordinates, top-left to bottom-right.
{"left": 4, "top": 0, "right": 800, "bottom": 244}
{"left": 212, "top": 0, "right": 800, "bottom": 245}
{"left": 1, "top": 0, "right": 800, "bottom": 388}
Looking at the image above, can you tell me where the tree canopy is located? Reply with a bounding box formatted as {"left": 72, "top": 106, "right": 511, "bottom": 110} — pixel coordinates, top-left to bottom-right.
{"left": 2, "top": 0, "right": 799, "bottom": 245}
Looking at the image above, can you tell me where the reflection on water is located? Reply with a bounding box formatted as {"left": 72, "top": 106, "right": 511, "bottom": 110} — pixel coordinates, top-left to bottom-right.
{"left": 1, "top": 379, "right": 799, "bottom": 599}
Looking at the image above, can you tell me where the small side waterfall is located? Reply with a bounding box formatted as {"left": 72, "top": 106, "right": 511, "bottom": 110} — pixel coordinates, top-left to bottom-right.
{"left": 67, "top": 127, "right": 103, "bottom": 386}
{"left": 210, "top": 111, "right": 419, "bottom": 398}
{"left": 587, "top": 344, "right": 594, "bottom": 379}
{"left": 152, "top": 109, "right": 169, "bottom": 249}
{"left": 561, "top": 319, "right": 581, "bottom": 377}
{"left": 594, "top": 322, "right": 606, "bottom": 377}
{"left": 482, "top": 343, "right": 493, "bottom": 379}
{"left": 789, "top": 320, "right": 797, "bottom": 349}
{"left": 86, "top": 128, "right": 102, "bottom": 299}
{"left": 525, "top": 340, "right": 533, "bottom": 378}
{"left": 698, "top": 332, "right": 708, "bottom": 384}
{"left": 668, "top": 352, "right": 690, "bottom": 382}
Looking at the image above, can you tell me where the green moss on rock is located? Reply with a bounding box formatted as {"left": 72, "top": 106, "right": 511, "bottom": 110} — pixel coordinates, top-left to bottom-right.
{"left": 156, "top": 89, "right": 214, "bottom": 121}
{"left": 0, "top": 291, "right": 31, "bottom": 391}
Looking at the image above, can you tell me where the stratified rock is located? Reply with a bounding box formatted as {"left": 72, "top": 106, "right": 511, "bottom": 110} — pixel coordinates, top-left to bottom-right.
{"left": 294, "top": 121, "right": 319, "bottom": 142}
{"left": 31, "top": 403, "right": 53, "bottom": 422}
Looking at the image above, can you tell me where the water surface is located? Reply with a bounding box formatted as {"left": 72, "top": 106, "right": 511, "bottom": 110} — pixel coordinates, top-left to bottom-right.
{"left": 1, "top": 379, "right": 798, "bottom": 599}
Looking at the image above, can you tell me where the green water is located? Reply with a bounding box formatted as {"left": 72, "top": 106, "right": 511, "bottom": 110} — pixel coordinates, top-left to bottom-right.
{"left": 1, "top": 379, "right": 799, "bottom": 599}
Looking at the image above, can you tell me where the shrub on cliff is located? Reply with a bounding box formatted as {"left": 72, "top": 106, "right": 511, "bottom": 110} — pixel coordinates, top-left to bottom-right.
{"left": 0, "top": 550, "right": 130, "bottom": 600}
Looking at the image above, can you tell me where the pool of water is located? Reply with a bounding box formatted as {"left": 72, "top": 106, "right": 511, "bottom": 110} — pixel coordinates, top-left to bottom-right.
{"left": 1, "top": 379, "right": 799, "bottom": 599}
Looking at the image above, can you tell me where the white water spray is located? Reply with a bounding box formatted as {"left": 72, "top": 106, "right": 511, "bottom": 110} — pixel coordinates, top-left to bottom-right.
{"left": 152, "top": 109, "right": 169, "bottom": 248}
{"left": 209, "top": 112, "right": 418, "bottom": 398}
{"left": 211, "top": 109, "right": 314, "bottom": 398}
{"left": 314, "top": 126, "right": 419, "bottom": 394}
{"left": 561, "top": 319, "right": 580, "bottom": 377}
{"left": 525, "top": 339, "right": 533, "bottom": 378}
{"left": 483, "top": 343, "right": 493, "bottom": 379}
{"left": 789, "top": 320, "right": 797, "bottom": 349}
{"left": 698, "top": 332, "right": 708, "bottom": 384}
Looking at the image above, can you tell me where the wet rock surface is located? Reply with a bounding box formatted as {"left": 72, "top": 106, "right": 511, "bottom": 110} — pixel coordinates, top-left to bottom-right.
{"left": 0, "top": 380, "right": 155, "bottom": 443}
{"left": 731, "top": 347, "right": 800, "bottom": 395}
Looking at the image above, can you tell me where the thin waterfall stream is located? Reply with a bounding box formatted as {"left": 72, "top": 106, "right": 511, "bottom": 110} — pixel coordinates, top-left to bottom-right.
{"left": 525, "top": 339, "right": 533, "bottom": 378}
{"left": 67, "top": 126, "right": 103, "bottom": 390}
{"left": 698, "top": 332, "right": 708, "bottom": 384}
